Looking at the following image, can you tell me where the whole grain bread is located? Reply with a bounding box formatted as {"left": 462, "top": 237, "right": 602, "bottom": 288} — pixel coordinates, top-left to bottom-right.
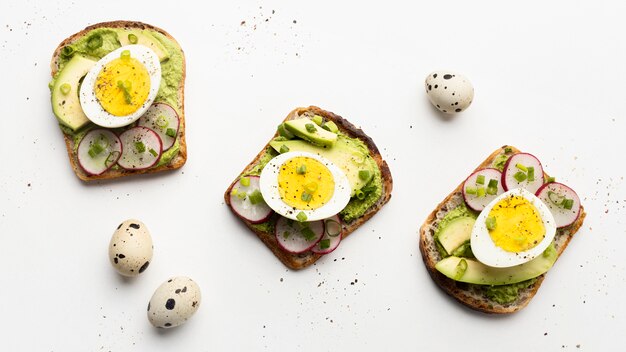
{"left": 50, "top": 21, "right": 187, "bottom": 181}
{"left": 419, "top": 146, "right": 586, "bottom": 314}
{"left": 224, "top": 106, "right": 393, "bottom": 270}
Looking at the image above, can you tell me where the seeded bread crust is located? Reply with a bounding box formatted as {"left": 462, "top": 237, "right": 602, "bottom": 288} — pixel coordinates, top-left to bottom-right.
{"left": 419, "top": 146, "right": 586, "bottom": 314}
{"left": 50, "top": 21, "right": 187, "bottom": 181}
{"left": 224, "top": 106, "right": 393, "bottom": 270}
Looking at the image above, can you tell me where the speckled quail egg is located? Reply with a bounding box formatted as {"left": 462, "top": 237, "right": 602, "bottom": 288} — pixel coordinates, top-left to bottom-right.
{"left": 108, "top": 219, "right": 153, "bottom": 277}
{"left": 425, "top": 71, "right": 474, "bottom": 113}
{"left": 147, "top": 276, "right": 201, "bottom": 328}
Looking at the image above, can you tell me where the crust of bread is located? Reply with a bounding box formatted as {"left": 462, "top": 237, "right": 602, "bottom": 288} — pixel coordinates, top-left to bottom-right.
{"left": 50, "top": 21, "right": 187, "bottom": 181}
{"left": 224, "top": 106, "right": 393, "bottom": 269}
{"left": 419, "top": 146, "right": 586, "bottom": 314}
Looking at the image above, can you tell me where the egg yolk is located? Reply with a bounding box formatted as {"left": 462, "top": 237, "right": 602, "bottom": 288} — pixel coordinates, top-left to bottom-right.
{"left": 487, "top": 195, "right": 545, "bottom": 253}
{"left": 277, "top": 156, "right": 335, "bottom": 210}
{"left": 94, "top": 56, "right": 150, "bottom": 116}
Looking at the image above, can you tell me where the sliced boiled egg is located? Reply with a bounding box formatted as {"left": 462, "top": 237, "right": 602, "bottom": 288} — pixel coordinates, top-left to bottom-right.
{"left": 79, "top": 45, "right": 161, "bottom": 128}
{"left": 471, "top": 188, "right": 557, "bottom": 268}
{"left": 259, "top": 151, "right": 351, "bottom": 221}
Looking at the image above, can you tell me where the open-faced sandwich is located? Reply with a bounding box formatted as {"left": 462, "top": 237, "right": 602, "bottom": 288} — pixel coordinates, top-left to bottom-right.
{"left": 224, "top": 106, "right": 393, "bottom": 269}
{"left": 49, "top": 21, "right": 186, "bottom": 181}
{"left": 419, "top": 146, "right": 586, "bottom": 314}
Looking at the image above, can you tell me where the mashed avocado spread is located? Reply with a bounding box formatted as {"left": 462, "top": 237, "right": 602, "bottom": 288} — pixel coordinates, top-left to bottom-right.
{"left": 50, "top": 27, "right": 184, "bottom": 167}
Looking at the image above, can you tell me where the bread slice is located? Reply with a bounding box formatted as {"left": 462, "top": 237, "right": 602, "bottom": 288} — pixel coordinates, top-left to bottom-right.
{"left": 224, "top": 106, "right": 393, "bottom": 269}
{"left": 50, "top": 21, "right": 187, "bottom": 181}
{"left": 419, "top": 146, "right": 586, "bottom": 314}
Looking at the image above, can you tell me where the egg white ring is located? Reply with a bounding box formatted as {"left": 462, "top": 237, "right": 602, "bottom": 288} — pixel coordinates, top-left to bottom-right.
{"left": 471, "top": 188, "right": 557, "bottom": 268}
{"left": 79, "top": 45, "right": 161, "bottom": 128}
{"left": 259, "top": 151, "right": 351, "bottom": 221}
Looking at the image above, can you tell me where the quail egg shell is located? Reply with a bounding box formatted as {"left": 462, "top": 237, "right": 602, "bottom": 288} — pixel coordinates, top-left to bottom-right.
{"left": 79, "top": 45, "right": 161, "bottom": 128}
{"left": 425, "top": 71, "right": 474, "bottom": 113}
{"left": 259, "top": 151, "right": 351, "bottom": 221}
{"left": 108, "top": 219, "right": 153, "bottom": 277}
{"left": 471, "top": 188, "right": 557, "bottom": 268}
{"left": 147, "top": 276, "right": 201, "bottom": 329}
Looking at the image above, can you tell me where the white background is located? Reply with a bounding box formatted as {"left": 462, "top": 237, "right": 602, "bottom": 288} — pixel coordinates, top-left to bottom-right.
{"left": 1, "top": 0, "right": 625, "bottom": 350}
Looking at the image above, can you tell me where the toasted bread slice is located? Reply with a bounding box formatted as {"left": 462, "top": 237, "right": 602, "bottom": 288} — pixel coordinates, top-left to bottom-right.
{"left": 419, "top": 146, "right": 586, "bottom": 314}
{"left": 50, "top": 21, "right": 186, "bottom": 181}
{"left": 224, "top": 106, "right": 393, "bottom": 269}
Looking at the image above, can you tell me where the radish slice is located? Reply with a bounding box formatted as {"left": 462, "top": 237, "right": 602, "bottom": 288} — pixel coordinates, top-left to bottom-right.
{"left": 312, "top": 215, "right": 343, "bottom": 254}
{"left": 462, "top": 168, "right": 505, "bottom": 211}
{"left": 117, "top": 127, "right": 162, "bottom": 170}
{"left": 77, "top": 129, "right": 122, "bottom": 175}
{"left": 275, "top": 216, "right": 324, "bottom": 254}
{"left": 502, "top": 153, "right": 545, "bottom": 194}
{"left": 229, "top": 176, "right": 273, "bottom": 224}
{"left": 137, "top": 103, "right": 179, "bottom": 151}
{"left": 536, "top": 182, "right": 581, "bottom": 228}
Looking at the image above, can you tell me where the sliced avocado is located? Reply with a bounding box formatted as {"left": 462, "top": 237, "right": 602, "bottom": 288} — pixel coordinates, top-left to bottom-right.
{"left": 435, "top": 243, "right": 558, "bottom": 285}
{"left": 436, "top": 217, "right": 475, "bottom": 255}
{"left": 51, "top": 54, "right": 97, "bottom": 131}
{"left": 116, "top": 29, "right": 169, "bottom": 61}
{"left": 284, "top": 118, "right": 337, "bottom": 147}
{"left": 269, "top": 136, "right": 375, "bottom": 196}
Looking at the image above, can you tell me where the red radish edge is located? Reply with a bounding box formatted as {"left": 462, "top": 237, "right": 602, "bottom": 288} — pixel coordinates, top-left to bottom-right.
{"left": 501, "top": 152, "right": 545, "bottom": 193}
{"left": 462, "top": 168, "right": 505, "bottom": 212}
{"left": 535, "top": 182, "right": 581, "bottom": 228}
{"left": 312, "top": 215, "right": 343, "bottom": 254}
{"left": 229, "top": 176, "right": 274, "bottom": 224}
{"left": 275, "top": 216, "right": 324, "bottom": 254}
{"left": 137, "top": 103, "right": 180, "bottom": 151}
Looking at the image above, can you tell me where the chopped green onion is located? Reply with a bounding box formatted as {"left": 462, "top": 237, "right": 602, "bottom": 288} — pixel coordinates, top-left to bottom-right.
{"left": 487, "top": 179, "right": 498, "bottom": 189}
{"left": 515, "top": 163, "right": 528, "bottom": 172}
{"left": 305, "top": 123, "right": 316, "bottom": 133}
{"left": 240, "top": 177, "right": 250, "bottom": 187}
{"left": 166, "top": 128, "right": 177, "bottom": 138}
{"left": 117, "top": 80, "right": 132, "bottom": 104}
{"left": 104, "top": 151, "right": 120, "bottom": 167}
{"left": 321, "top": 121, "right": 338, "bottom": 133}
{"left": 465, "top": 187, "right": 477, "bottom": 195}
{"left": 301, "top": 226, "right": 316, "bottom": 241}
{"left": 304, "top": 182, "right": 318, "bottom": 193}
{"left": 120, "top": 50, "right": 131, "bottom": 60}
{"left": 301, "top": 191, "right": 312, "bottom": 202}
{"left": 485, "top": 216, "right": 497, "bottom": 231}
{"left": 319, "top": 239, "right": 331, "bottom": 249}
{"left": 486, "top": 187, "right": 497, "bottom": 195}
{"left": 61, "top": 45, "right": 76, "bottom": 58}
{"left": 237, "top": 191, "right": 247, "bottom": 200}
{"left": 277, "top": 123, "right": 294, "bottom": 139}
{"left": 527, "top": 166, "right": 535, "bottom": 182}
{"left": 297, "top": 164, "right": 307, "bottom": 175}
{"left": 134, "top": 141, "right": 146, "bottom": 153}
{"left": 312, "top": 115, "right": 323, "bottom": 126}
{"left": 504, "top": 147, "right": 513, "bottom": 154}
{"left": 547, "top": 191, "right": 564, "bottom": 206}
{"left": 513, "top": 171, "right": 527, "bottom": 182}
{"left": 283, "top": 231, "right": 290, "bottom": 239}
{"left": 60, "top": 83, "right": 71, "bottom": 95}
{"left": 324, "top": 219, "right": 341, "bottom": 237}
{"left": 249, "top": 190, "right": 264, "bottom": 205}
{"left": 351, "top": 152, "right": 366, "bottom": 165}
{"left": 279, "top": 144, "right": 290, "bottom": 153}
{"left": 547, "top": 176, "right": 556, "bottom": 183}
{"left": 148, "top": 148, "right": 158, "bottom": 157}
{"left": 230, "top": 188, "right": 238, "bottom": 196}
{"left": 87, "top": 34, "right": 103, "bottom": 50}
{"left": 476, "top": 175, "right": 485, "bottom": 185}
{"left": 296, "top": 211, "right": 307, "bottom": 222}
{"left": 88, "top": 143, "right": 105, "bottom": 158}
{"left": 355, "top": 189, "right": 365, "bottom": 200}
{"left": 563, "top": 198, "right": 574, "bottom": 210}
{"left": 476, "top": 187, "right": 486, "bottom": 197}
{"left": 361, "top": 185, "right": 377, "bottom": 194}
{"left": 156, "top": 115, "right": 169, "bottom": 128}
{"left": 358, "top": 170, "right": 370, "bottom": 181}
{"left": 453, "top": 259, "right": 468, "bottom": 280}
{"left": 128, "top": 33, "right": 138, "bottom": 44}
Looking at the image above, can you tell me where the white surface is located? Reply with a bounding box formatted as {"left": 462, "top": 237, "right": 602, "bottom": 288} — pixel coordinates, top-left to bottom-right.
{"left": 1, "top": 0, "right": 625, "bottom": 350}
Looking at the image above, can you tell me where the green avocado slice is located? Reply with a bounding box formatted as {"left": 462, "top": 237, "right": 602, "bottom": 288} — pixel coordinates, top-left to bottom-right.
{"left": 51, "top": 54, "right": 97, "bottom": 131}
{"left": 435, "top": 242, "right": 558, "bottom": 285}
